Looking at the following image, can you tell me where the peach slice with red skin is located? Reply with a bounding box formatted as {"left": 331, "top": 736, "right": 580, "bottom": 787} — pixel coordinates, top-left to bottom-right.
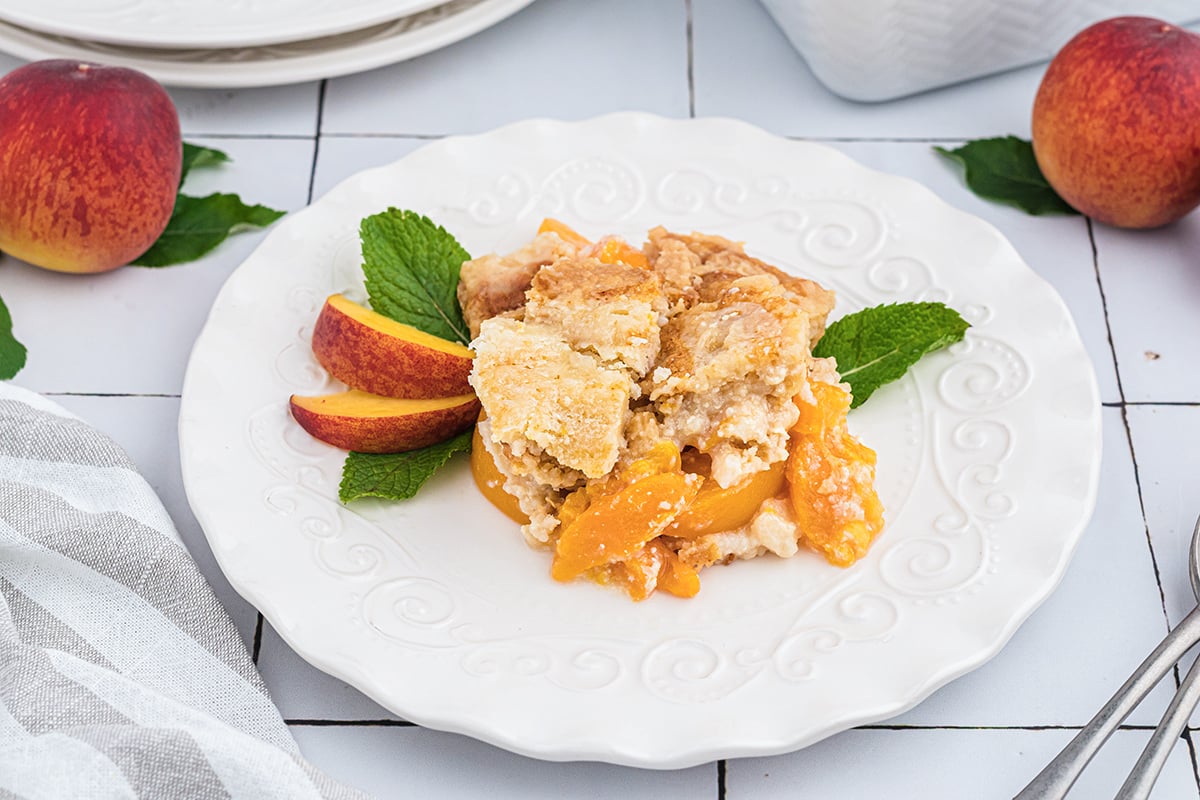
{"left": 312, "top": 293, "right": 473, "bottom": 399}
{"left": 289, "top": 390, "right": 480, "bottom": 453}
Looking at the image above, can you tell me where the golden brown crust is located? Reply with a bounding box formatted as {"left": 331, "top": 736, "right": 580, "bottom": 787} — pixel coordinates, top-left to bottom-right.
{"left": 457, "top": 232, "right": 581, "bottom": 338}
{"left": 645, "top": 227, "right": 836, "bottom": 343}
{"left": 523, "top": 257, "right": 667, "bottom": 377}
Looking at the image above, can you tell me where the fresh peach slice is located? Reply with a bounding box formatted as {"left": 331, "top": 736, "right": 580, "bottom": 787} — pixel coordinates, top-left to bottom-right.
{"left": 289, "top": 390, "right": 480, "bottom": 453}
{"left": 312, "top": 294, "right": 473, "bottom": 399}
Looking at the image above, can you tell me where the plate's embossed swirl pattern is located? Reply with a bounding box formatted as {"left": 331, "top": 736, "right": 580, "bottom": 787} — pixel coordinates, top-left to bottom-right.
{"left": 180, "top": 114, "right": 1101, "bottom": 768}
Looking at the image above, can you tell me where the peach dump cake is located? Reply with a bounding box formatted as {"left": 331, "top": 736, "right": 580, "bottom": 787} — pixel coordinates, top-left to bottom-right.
{"left": 461, "top": 220, "right": 885, "bottom": 601}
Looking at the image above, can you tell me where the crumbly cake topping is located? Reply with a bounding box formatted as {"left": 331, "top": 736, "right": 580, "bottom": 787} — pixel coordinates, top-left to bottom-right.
{"left": 648, "top": 272, "right": 812, "bottom": 488}
{"left": 525, "top": 256, "right": 667, "bottom": 377}
{"left": 471, "top": 316, "right": 633, "bottom": 481}
{"left": 457, "top": 231, "right": 581, "bottom": 338}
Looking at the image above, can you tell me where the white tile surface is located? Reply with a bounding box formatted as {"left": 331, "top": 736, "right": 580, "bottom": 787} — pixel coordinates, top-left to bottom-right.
{"left": 1128, "top": 405, "right": 1200, "bottom": 630}
{"left": 726, "top": 728, "right": 1199, "bottom": 800}
{"left": 43, "top": 394, "right": 257, "bottom": 649}
{"left": 322, "top": 0, "right": 689, "bottom": 136}
{"left": 257, "top": 622, "right": 404, "bottom": 722}
{"left": 170, "top": 84, "right": 322, "bottom": 137}
{"left": 893, "top": 408, "right": 1173, "bottom": 726}
{"left": 289, "top": 724, "right": 717, "bottom": 800}
{"left": 310, "top": 136, "right": 428, "bottom": 200}
{"left": 1128, "top": 404, "right": 1200, "bottom": 731}
{"left": 691, "top": 0, "right": 1045, "bottom": 140}
{"left": 0, "top": 137, "right": 314, "bottom": 395}
{"left": 1093, "top": 217, "right": 1200, "bottom": 403}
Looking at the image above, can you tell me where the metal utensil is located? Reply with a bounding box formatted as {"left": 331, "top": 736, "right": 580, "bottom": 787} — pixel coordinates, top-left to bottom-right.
{"left": 1015, "top": 515, "right": 1200, "bottom": 799}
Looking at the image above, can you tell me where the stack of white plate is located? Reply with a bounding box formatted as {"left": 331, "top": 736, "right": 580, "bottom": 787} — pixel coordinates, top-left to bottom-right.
{"left": 0, "top": 0, "right": 536, "bottom": 88}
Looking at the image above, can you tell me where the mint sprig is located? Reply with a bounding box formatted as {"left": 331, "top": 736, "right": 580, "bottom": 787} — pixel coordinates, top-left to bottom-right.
{"left": 814, "top": 302, "right": 969, "bottom": 408}
{"left": 0, "top": 293, "right": 26, "bottom": 380}
{"left": 360, "top": 209, "right": 472, "bottom": 346}
{"left": 339, "top": 430, "right": 473, "bottom": 503}
{"left": 936, "top": 136, "right": 1079, "bottom": 216}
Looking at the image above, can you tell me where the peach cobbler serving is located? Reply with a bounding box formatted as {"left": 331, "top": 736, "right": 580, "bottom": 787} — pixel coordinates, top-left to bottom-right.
{"left": 461, "top": 220, "right": 884, "bottom": 601}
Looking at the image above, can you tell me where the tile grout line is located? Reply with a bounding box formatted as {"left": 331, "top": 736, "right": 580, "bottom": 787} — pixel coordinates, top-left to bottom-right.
{"left": 684, "top": 0, "right": 695, "bottom": 118}
{"left": 42, "top": 392, "right": 182, "bottom": 399}
{"left": 1184, "top": 728, "right": 1200, "bottom": 793}
{"left": 314, "top": 132, "right": 972, "bottom": 143}
{"left": 857, "top": 723, "right": 1165, "bottom": 732}
{"left": 251, "top": 613, "right": 264, "bottom": 664}
{"left": 1125, "top": 401, "right": 1200, "bottom": 408}
{"left": 307, "top": 79, "right": 329, "bottom": 204}
{"left": 1087, "top": 217, "right": 1176, "bottom": 651}
{"left": 320, "top": 132, "right": 445, "bottom": 140}
{"left": 180, "top": 132, "right": 313, "bottom": 141}
{"left": 278, "top": 720, "right": 1177, "bottom": 732}
{"left": 285, "top": 719, "right": 416, "bottom": 727}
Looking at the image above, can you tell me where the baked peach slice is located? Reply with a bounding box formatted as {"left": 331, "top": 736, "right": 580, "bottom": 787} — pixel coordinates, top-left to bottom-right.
{"left": 289, "top": 390, "right": 480, "bottom": 453}
{"left": 312, "top": 294, "right": 473, "bottom": 399}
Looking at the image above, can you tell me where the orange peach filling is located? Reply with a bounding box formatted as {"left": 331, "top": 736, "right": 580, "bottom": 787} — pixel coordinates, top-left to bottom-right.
{"left": 470, "top": 425, "right": 528, "bottom": 524}
{"left": 538, "top": 217, "right": 648, "bottom": 269}
{"left": 787, "top": 379, "right": 885, "bottom": 566}
{"left": 665, "top": 451, "right": 787, "bottom": 539}
{"left": 470, "top": 399, "right": 883, "bottom": 601}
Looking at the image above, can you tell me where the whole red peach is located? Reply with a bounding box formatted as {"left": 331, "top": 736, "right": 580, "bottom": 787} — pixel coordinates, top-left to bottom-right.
{"left": 1032, "top": 17, "right": 1200, "bottom": 228}
{"left": 0, "top": 60, "right": 181, "bottom": 272}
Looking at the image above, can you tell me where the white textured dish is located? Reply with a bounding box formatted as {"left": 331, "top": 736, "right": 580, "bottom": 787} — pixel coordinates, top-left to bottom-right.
{"left": 759, "top": 0, "right": 1199, "bottom": 101}
{"left": 0, "top": 0, "right": 533, "bottom": 89}
{"left": 180, "top": 113, "right": 1102, "bottom": 768}
{"left": 0, "top": 0, "right": 447, "bottom": 49}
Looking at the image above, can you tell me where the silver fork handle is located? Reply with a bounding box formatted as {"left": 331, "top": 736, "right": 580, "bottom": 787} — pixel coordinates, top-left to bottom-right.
{"left": 1014, "top": 604, "right": 1200, "bottom": 800}
{"left": 1114, "top": 650, "right": 1200, "bottom": 799}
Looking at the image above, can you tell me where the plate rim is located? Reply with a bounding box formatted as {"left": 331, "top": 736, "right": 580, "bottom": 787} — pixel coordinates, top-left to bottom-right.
{"left": 179, "top": 112, "right": 1103, "bottom": 768}
{"left": 0, "top": 0, "right": 450, "bottom": 50}
{"left": 0, "top": 0, "right": 535, "bottom": 89}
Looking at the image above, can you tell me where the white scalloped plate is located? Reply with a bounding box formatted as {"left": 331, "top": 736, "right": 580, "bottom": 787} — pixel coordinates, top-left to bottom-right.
{"left": 0, "top": 0, "right": 533, "bottom": 89}
{"left": 0, "top": 0, "right": 448, "bottom": 49}
{"left": 179, "top": 113, "right": 1101, "bottom": 768}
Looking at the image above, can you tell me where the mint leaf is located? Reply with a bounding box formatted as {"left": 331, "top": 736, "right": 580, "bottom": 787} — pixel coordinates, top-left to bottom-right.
{"left": 180, "top": 142, "right": 230, "bottom": 187}
{"left": 936, "top": 137, "right": 1079, "bottom": 216}
{"left": 0, "top": 292, "right": 26, "bottom": 380}
{"left": 339, "top": 430, "right": 473, "bottom": 503}
{"left": 814, "top": 302, "right": 969, "bottom": 408}
{"left": 360, "top": 209, "right": 471, "bottom": 345}
{"left": 133, "top": 192, "right": 285, "bottom": 267}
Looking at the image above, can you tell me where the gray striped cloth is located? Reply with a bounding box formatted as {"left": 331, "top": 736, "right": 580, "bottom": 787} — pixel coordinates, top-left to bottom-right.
{"left": 0, "top": 382, "right": 369, "bottom": 800}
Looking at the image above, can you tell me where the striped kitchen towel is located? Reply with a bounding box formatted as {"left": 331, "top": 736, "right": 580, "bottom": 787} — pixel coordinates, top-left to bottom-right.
{"left": 0, "top": 382, "right": 369, "bottom": 800}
